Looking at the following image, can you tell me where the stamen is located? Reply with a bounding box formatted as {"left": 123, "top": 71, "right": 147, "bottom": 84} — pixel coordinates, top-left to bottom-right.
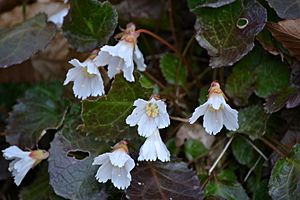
{"left": 146, "top": 103, "right": 159, "bottom": 118}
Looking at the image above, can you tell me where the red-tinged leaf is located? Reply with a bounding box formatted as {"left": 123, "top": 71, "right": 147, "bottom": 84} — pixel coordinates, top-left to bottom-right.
{"left": 126, "top": 161, "right": 203, "bottom": 200}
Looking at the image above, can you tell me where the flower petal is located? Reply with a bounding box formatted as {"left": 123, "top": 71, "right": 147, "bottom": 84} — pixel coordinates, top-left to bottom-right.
{"left": 2, "top": 146, "right": 29, "bottom": 159}
{"left": 64, "top": 66, "right": 82, "bottom": 85}
{"left": 48, "top": 8, "right": 69, "bottom": 27}
{"left": 93, "top": 153, "right": 110, "bottom": 165}
{"left": 111, "top": 166, "right": 131, "bottom": 190}
{"left": 126, "top": 107, "right": 144, "bottom": 126}
{"left": 95, "top": 159, "right": 112, "bottom": 183}
{"left": 12, "top": 157, "right": 35, "bottom": 186}
{"left": 137, "top": 114, "right": 157, "bottom": 137}
{"left": 189, "top": 102, "right": 209, "bottom": 124}
{"left": 133, "top": 44, "right": 146, "bottom": 71}
{"left": 109, "top": 150, "right": 130, "bottom": 168}
{"left": 208, "top": 94, "right": 226, "bottom": 110}
{"left": 203, "top": 110, "right": 223, "bottom": 135}
{"left": 222, "top": 104, "right": 239, "bottom": 131}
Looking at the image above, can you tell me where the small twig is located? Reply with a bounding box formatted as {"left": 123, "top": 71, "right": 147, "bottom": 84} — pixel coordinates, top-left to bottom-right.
{"left": 170, "top": 116, "right": 189, "bottom": 123}
{"left": 243, "top": 157, "right": 261, "bottom": 182}
{"left": 182, "top": 35, "right": 195, "bottom": 57}
{"left": 209, "top": 136, "right": 234, "bottom": 175}
{"left": 242, "top": 136, "right": 268, "bottom": 161}
{"left": 260, "top": 137, "right": 288, "bottom": 157}
{"left": 144, "top": 71, "right": 166, "bottom": 89}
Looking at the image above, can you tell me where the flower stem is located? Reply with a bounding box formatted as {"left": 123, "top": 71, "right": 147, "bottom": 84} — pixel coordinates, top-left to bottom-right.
{"left": 209, "top": 136, "right": 234, "bottom": 175}
{"left": 170, "top": 116, "right": 189, "bottom": 123}
{"left": 136, "top": 29, "right": 179, "bottom": 54}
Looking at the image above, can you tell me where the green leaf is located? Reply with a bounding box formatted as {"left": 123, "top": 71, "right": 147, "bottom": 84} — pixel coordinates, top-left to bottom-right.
{"left": 126, "top": 161, "right": 204, "bottom": 200}
{"left": 247, "top": 177, "right": 272, "bottom": 200}
{"left": 0, "top": 13, "right": 56, "bottom": 68}
{"left": 188, "top": 0, "right": 236, "bottom": 9}
{"left": 62, "top": 0, "right": 118, "bottom": 52}
{"left": 189, "top": 0, "right": 266, "bottom": 68}
{"left": 266, "top": 0, "right": 300, "bottom": 19}
{"left": 82, "top": 74, "right": 152, "bottom": 141}
{"left": 48, "top": 105, "right": 109, "bottom": 200}
{"left": 185, "top": 139, "right": 208, "bottom": 161}
{"left": 236, "top": 105, "right": 269, "bottom": 140}
{"left": 225, "top": 47, "right": 264, "bottom": 106}
{"left": 255, "top": 57, "right": 290, "bottom": 98}
{"left": 198, "top": 85, "right": 210, "bottom": 104}
{"left": 269, "top": 143, "right": 300, "bottom": 200}
{"left": 19, "top": 163, "right": 65, "bottom": 200}
{"left": 206, "top": 182, "right": 250, "bottom": 200}
{"left": 160, "top": 53, "right": 187, "bottom": 86}
{"left": 139, "top": 74, "right": 154, "bottom": 89}
{"left": 231, "top": 137, "right": 257, "bottom": 165}
{"left": 5, "top": 82, "right": 66, "bottom": 147}
{"left": 264, "top": 87, "right": 297, "bottom": 114}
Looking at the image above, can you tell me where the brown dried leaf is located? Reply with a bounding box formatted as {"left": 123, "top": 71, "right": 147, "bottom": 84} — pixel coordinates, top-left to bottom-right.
{"left": 267, "top": 19, "right": 300, "bottom": 61}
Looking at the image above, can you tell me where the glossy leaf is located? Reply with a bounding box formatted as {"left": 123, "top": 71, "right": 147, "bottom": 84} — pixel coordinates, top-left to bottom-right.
{"left": 62, "top": 0, "right": 118, "bottom": 52}
{"left": 5, "top": 82, "right": 66, "bottom": 147}
{"left": 264, "top": 87, "right": 297, "bottom": 113}
{"left": 189, "top": 0, "right": 266, "bottom": 68}
{"left": 48, "top": 105, "right": 109, "bottom": 200}
{"left": 266, "top": 0, "right": 300, "bottom": 19}
{"left": 231, "top": 137, "right": 257, "bottom": 165}
{"left": 268, "top": 143, "right": 300, "bottom": 200}
{"left": 82, "top": 74, "right": 152, "bottom": 141}
{"left": 188, "top": 0, "right": 236, "bottom": 9}
{"left": 254, "top": 57, "right": 290, "bottom": 98}
{"left": 126, "top": 161, "right": 204, "bottom": 200}
{"left": 0, "top": 13, "right": 56, "bottom": 68}
{"left": 225, "top": 47, "right": 263, "bottom": 106}
{"left": 236, "top": 105, "right": 269, "bottom": 140}
{"left": 185, "top": 138, "right": 208, "bottom": 160}
{"left": 160, "top": 53, "right": 187, "bottom": 86}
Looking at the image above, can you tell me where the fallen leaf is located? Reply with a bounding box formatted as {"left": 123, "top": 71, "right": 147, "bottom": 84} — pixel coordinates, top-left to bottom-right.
{"left": 267, "top": 19, "right": 300, "bottom": 61}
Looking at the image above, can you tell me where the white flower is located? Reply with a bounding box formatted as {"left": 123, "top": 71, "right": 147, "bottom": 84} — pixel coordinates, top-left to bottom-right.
{"left": 64, "top": 58, "right": 105, "bottom": 100}
{"left": 138, "top": 129, "right": 170, "bottom": 162}
{"left": 189, "top": 81, "right": 239, "bottom": 135}
{"left": 48, "top": 7, "right": 69, "bottom": 27}
{"left": 2, "top": 146, "right": 49, "bottom": 186}
{"left": 94, "top": 23, "right": 146, "bottom": 82}
{"left": 126, "top": 97, "right": 170, "bottom": 137}
{"left": 92, "top": 141, "right": 135, "bottom": 190}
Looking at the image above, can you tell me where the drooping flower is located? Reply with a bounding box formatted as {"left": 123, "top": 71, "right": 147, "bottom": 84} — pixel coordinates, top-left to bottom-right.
{"left": 94, "top": 23, "right": 146, "bottom": 82}
{"left": 64, "top": 57, "right": 105, "bottom": 100}
{"left": 189, "top": 81, "right": 239, "bottom": 135}
{"left": 126, "top": 97, "right": 170, "bottom": 137}
{"left": 2, "top": 146, "right": 49, "bottom": 186}
{"left": 138, "top": 129, "right": 170, "bottom": 162}
{"left": 48, "top": 7, "right": 69, "bottom": 27}
{"left": 92, "top": 141, "right": 135, "bottom": 190}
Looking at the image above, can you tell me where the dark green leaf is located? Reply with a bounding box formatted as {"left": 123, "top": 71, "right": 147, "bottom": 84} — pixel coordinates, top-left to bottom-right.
{"left": 5, "top": 82, "right": 66, "bottom": 147}
{"left": 231, "top": 137, "right": 257, "bottom": 165}
{"left": 269, "top": 143, "right": 300, "bottom": 200}
{"left": 225, "top": 47, "right": 264, "bottom": 106}
{"left": 139, "top": 74, "right": 154, "bottom": 89}
{"left": 236, "top": 105, "right": 269, "bottom": 140}
{"left": 126, "top": 161, "right": 204, "bottom": 200}
{"left": 0, "top": 13, "right": 56, "bottom": 68}
{"left": 246, "top": 177, "right": 271, "bottom": 200}
{"left": 189, "top": 0, "right": 266, "bottom": 68}
{"left": 255, "top": 57, "right": 290, "bottom": 98}
{"left": 266, "top": 0, "right": 300, "bottom": 19}
{"left": 82, "top": 74, "right": 152, "bottom": 141}
{"left": 62, "top": 0, "right": 118, "bottom": 52}
{"left": 205, "top": 179, "right": 249, "bottom": 200}
{"left": 48, "top": 105, "right": 109, "bottom": 200}
{"left": 185, "top": 139, "right": 208, "bottom": 160}
{"left": 188, "top": 0, "right": 236, "bottom": 9}
{"left": 264, "top": 87, "right": 297, "bottom": 113}
{"left": 160, "top": 53, "right": 187, "bottom": 86}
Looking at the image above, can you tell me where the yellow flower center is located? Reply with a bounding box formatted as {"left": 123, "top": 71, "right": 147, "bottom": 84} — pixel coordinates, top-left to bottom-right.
{"left": 82, "top": 67, "right": 95, "bottom": 78}
{"left": 208, "top": 104, "right": 224, "bottom": 112}
{"left": 145, "top": 103, "right": 159, "bottom": 118}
